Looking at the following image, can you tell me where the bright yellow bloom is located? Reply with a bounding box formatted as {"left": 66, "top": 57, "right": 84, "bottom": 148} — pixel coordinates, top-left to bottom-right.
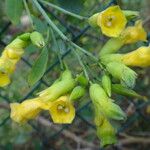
{"left": 97, "top": 5, "right": 127, "bottom": 37}
{"left": 122, "top": 46, "right": 150, "bottom": 67}
{"left": 10, "top": 98, "right": 48, "bottom": 124}
{"left": 121, "top": 20, "right": 147, "bottom": 44}
{"left": 49, "top": 96, "right": 75, "bottom": 124}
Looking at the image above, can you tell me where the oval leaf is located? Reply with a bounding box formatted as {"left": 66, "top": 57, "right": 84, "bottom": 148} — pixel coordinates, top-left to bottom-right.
{"left": 28, "top": 48, "right": 48, "bottom": 86}
{"left": 5, "top": 0, "right": 23, "bottom": 24}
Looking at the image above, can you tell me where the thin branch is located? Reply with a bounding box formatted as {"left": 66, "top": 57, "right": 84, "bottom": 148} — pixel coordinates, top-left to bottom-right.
{"left": 36, "top": 116, "right": 98, "bottom": 149}
{"left": 39, "top": 0, "right": 87, "bottom": 20}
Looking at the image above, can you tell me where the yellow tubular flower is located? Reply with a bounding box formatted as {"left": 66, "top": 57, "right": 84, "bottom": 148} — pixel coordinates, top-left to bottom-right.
{"left": 10, "top": 98, "right": 48, "bottom": 124}
{"left": 121, "top": 20, "right": 147, "bottom": 44}
{"left": 49, "top": 96, "right": 75, "bottom": 124}
{"left": 122, "top": 46, "right": 150, "bottom": 67}
{"left": 97, "top": 5, "right": 127, "bottom": 37}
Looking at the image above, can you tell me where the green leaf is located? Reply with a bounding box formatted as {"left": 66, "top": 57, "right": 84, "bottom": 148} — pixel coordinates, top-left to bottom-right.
{"left": 28, "top": 48, "right": 48, "bottom": 86}
{"left": 5, "top": 0, "right": 23, "bottom": 24}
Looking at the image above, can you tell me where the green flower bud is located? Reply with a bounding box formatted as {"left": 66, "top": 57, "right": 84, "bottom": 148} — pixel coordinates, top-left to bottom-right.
{"left": 106, "top": 62, "right": 137, "bottom": 88}
{"left": 76, "top": 73, "right": 88, "bottom": 87}
{"left": 69, "top": 86, "right": 85, "bottom": 101}
{"left": 123, "top": 10, "right": 139, "bottom": 20}
{"left": 96, "top": 116, "right": 117, "bottom": 147}
{"left": 99, "top": 38, "right": 124, "bottom": 56}
{"left": 30, "top": 31, "right": 45, "bottom": 48}
{"left": 61, "top": 69, "right": 73, "bottom": 80}
{"left": 112, "top": 84, "right": 147, "bottom": 101}
{"left": 88, "top": 13, "right": 99, "bottom": 27}
{"left": 102, "top": 74, "right": 111, "bottom": 97}
{"left": 90, "top": 84, "right": 126, "bottom": 120}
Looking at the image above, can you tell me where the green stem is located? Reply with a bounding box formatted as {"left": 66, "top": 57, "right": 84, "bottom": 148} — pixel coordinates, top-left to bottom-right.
{"left": 32, "top": 0, "right": 98, "bottom": 62}
{"left": 39, "top": 0, "right": 87, "bottom": 20}
{"left": 72, "top": 48, "right": 90, "bottom": 81}
{"left": 23, "top": 0, "right": 34, "bottom": 29}
{"left": 32, "top": 0, "right": 68, "bottom": 41}
{"left": 50, "top": 28, "right": 64, "bottom": 70}
{"left": 70, "top": 41, "right": 98, "bottom": 61}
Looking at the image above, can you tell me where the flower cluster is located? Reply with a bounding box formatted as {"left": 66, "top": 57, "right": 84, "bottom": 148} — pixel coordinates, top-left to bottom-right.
{"left": 0, "top": 31, "right": 45, "bottom": 87}
{"left": 88, "top": 5, "right": 149, "bottom": 147}
{"left": 8, "top": 4, "right": 150, "bottom": 148}
{"left": 10, "top": 70, "right": 86, "bottom": 124}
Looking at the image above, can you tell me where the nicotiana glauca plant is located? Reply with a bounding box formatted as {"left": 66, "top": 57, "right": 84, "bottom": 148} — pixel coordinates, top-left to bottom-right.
{"left": 2, "top": 0, "right": 150, "bottom": 148}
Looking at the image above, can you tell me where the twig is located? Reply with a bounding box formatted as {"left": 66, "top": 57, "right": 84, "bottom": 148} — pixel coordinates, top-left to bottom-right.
{"left": 36, "top": 116, "right": 98, "bottom": 149}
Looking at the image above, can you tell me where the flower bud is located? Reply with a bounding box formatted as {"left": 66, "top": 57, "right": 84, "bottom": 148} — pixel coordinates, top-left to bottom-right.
{"left": 106, "top": 62, "right": 137, "bottom": 88}
{"left": 30, "top": 31, "right": 45, "bottom": 48}
{"left": 123, "top": 10, "right": 139, "bottom": 20}
{"left": 88, "top": 13, "right": 99, "bottom": 27}
{"left": 69, "top": 86, "right": 85, "bottom": 101}
{"left": 76, "top": 73, "right": 88, "bottom": 87}
{"left": 102, "top": 74, "right": 111, "bottom": 97}
{"left": 112, "top": 84, "right": 147, "bottom": 101}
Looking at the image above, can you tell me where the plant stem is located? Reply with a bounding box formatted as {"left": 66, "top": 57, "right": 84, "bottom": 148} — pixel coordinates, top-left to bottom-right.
{"left": 23, "top": 0, "right": 34, "bottom": 29}
{"left": 70, "top": 41, "right": 98, "bottom": 61}
{"left": 39, "top": 0, "right": 87, "bottom": 20}
{"left": 32, "top": 0, "right": 98, "bottom": 61}
{"left": 50, "top": 28, "right": 64, "bottom": 70}
{"left": 32, "top": 0, "right": 68, "bottom": 41}
{"left": 72, "top": 48, "right": 90, "bottom": 81}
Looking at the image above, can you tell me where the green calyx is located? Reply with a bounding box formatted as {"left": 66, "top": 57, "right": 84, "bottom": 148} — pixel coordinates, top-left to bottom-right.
{"left": 106, "top": 62, "right": 137, "bottom": 89}
{"left": 99, "top": 38, "right": 125, "bottom": 57}
{"left": 102, "top": 74, "right": 111, "bottom": 97}
{"left": 30, "top": 31, "right": 45, "bottom": 48}
{"left": 69, "top": 86, "right": 85, "bottom": 101}
{"left": 37, "top": 70, "right": 76, "bottom": 102}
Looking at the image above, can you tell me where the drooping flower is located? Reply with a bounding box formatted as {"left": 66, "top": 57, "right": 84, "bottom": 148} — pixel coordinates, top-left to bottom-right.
{"left": 122, "top": 46, "right": 150, "bottom": 67}
{"left": 121, "top": 20, "right": 147, "bottom": 44}
{"left": 0, "top": 32, "right": 45, "bottom": 87}
{"left": 97, "top": 5, "right": 127, "bottom": 37}
{"left": 90, "top": 83, "right": 126, "bottom": 120}
{"left": 49, "top": 96, "right": 75, "bottom": 124}
{"left": 10, "top": 98, "right": 48, "bottom": 124}
{"left": 96, "top": 116, "right": 117, "bottom": 147}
